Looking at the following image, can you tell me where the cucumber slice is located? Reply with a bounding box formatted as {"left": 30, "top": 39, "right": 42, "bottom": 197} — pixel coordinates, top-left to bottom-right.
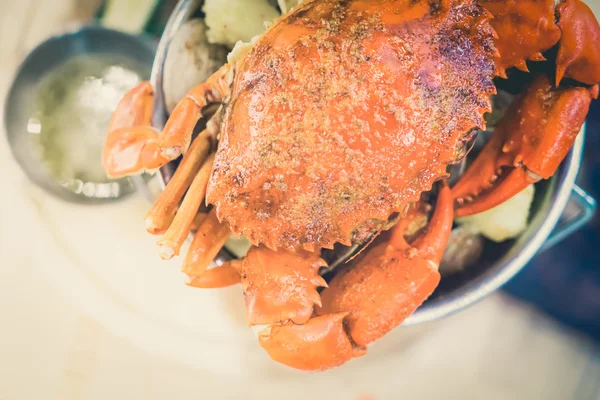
{"left": 101, "top": 0, "right": 159, "bottom": 34}
{"left": 457, "top": 184, "right": 535, "bottom": 243}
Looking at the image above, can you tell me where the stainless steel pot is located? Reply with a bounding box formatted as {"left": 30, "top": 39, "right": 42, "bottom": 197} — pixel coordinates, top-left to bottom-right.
{"left": 146, "top": 0, "right": 597, "bottom": 325}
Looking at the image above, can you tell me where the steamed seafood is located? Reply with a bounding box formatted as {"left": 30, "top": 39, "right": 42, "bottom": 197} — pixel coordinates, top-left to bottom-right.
{"left": 102, "top": 0, "right": 600, "bottom": 370}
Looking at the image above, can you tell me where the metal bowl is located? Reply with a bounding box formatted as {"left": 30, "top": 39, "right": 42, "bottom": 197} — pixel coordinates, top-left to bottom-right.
{"left": 4, "top": 25, "right": 156, "bottom": 203}
{"left": 147, "top": 0, "right": 597, "bottom": 325}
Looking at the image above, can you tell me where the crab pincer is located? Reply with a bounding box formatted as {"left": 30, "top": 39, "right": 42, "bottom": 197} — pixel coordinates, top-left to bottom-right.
{"left": 453, "top": 74, "right": 597, "bottom": 217}
{"left": 480, "top": 0, "right": 561, "bottom": 78}
{"left": 556, "top": 0, "right": 600, "bottom": 86}
{"left": 259, "top": 183, "right": 453, "bottom": 370}
{"left": 102, "top": 82, "right": 163, "bottom": 178}
{"left": 102, "top": 64, "right": 233, "bottom": 179}
{"left": 182, "top": 209, "right": 231, "bottom": 277}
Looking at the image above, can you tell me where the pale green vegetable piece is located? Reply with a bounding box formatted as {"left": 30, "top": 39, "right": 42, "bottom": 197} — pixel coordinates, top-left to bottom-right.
{"left": 277, "top": 0, "right": 303, "bottom": 14}
{"left": 227, "top": 35, "right": 260, "bottom": 65}
{"left": 102, "top": 0, "right": 159, "bottom": 34}
{"left": 203, "top": 0, "right": 280, "bottom": 48}
{"left": 457, "top": 184, "right": 535, "bottom": 243}
{"left": 225, "top": 236, "right": 253, "bottom": 258}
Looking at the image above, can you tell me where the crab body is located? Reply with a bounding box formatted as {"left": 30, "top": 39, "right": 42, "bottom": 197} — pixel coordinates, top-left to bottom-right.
{"left": 207, "top": 0, "right": 495, "bottom": 251}
{"left": 101, "top": 0, "right": 600, "bottom": 371}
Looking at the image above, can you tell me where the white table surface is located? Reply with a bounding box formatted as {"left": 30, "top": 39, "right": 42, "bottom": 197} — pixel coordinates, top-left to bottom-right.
{"left": 1, "top": 1, "right": 599, "bottom": 399}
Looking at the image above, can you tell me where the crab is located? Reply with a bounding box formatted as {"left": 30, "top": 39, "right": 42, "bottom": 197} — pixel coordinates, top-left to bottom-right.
{"left": 102, "top": 0, "right": 600, "bottom": 371}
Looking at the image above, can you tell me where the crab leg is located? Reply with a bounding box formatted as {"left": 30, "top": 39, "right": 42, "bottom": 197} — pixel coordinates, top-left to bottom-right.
{"left": 316, "top": 182, "right": 452, "bottom": 347}
{"left": 239, "top": 246, "right": 327, "bottom": 325}
{"left": 189, "top": 211, "right": 210, "bottom": 231}
{"left": 259, "top": 183, "right": 453, "bottom": 371}
{"left": 102, "top": 82, "right": 165, "bottom": 178}
{"left": 556, "top": 0, "right": 600, "bottom": 86}
{"left": 186, "top": 260, "right": 242, "bottom": 289}
{"left": 186, "top": 244, "right": 330, "bottom": 325}
{"left": 106, "top": 82, "right": 154, "bottom": 130}
{"left": 184, "top": 242, "right": 352, "bottom": 369}
{"left": 410, "top": 184, "right": 454, "bottom": 265}
{"left": 453, "top": 73, "right": 597, "bottom": 217}
{"left": 479, "top": 0, "right": 600, "bottom": 84}
{"left": 243, "top": 247, "right": 360, "bottom": 370}
{"left": 479, "top": 0, "right": 561, "bottom": 78}
{"left": 102, "top": 64, "right": 234, "bottom": 178}
{"left": 157, "top": 153, "right": 216, "bottom": 260}
{"left": 145, "top": 130, "right": 213, "bottom": 235}
{"left": 181, "top": 209, "right": 231, "bottom": 277}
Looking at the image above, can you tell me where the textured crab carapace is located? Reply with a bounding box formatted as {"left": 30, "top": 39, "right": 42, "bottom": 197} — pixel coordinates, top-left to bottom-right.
{"left": 206, "top": 0, "right": 496, "bottom": 251}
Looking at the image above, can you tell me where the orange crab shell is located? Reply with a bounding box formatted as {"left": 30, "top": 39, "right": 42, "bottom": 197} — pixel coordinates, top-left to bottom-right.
{"left": 206, "top": 0, "right": 496, "bottom": 251}
{"left": 480, "top": 0, "right": 562, "bottom": 78}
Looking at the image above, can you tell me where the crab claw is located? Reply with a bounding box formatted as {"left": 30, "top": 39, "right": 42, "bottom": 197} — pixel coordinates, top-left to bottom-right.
{"left": 318, "top": 182, "right": 452, "bottom": 347}
{"left": 480, "top": 0, "right": 561, "bottom": 79}
{"left": 102, "top": 64, "right": 234, "bottom": 178}
{"left": 243, "top": 248, "right": 352, "bottom": 371}
{"left": 453, "top": 74, "right": 596, "bottom": 217}
{"left": 102, "top": 82, "right": 167, "bottom": 178}
{"left": 258, "top": 313, "right": 365, "bottom": 371}
{"left": 556, "top": 0, "right": 600, "bottom": 86}
{"left": 257, "top": 183, "right": 452, "bottom": 371}
{"left": 240, "top": 246, "right": 327, "bottom": 326}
